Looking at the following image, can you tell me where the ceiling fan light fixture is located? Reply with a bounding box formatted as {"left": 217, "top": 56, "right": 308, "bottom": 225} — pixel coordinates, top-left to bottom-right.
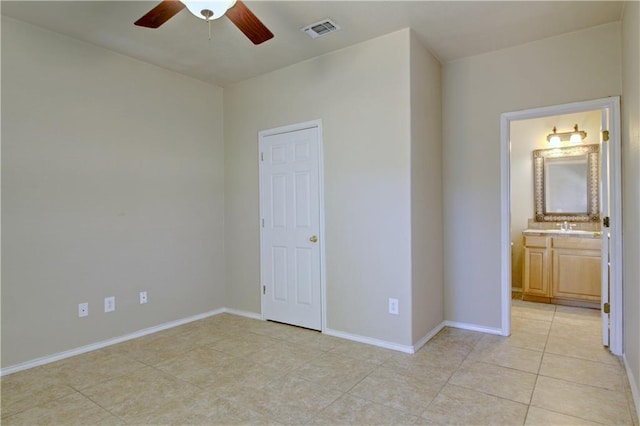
{"left": 181, "top": 0, "right": 237, "bottom": 21}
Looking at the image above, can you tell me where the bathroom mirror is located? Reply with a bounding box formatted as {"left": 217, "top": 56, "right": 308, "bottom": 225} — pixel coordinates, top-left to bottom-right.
{"left": 533, "top": 144, "right": 600, "bottom": 222}
{"left": 545, "top": 156, "right": 587, "bottom": 213}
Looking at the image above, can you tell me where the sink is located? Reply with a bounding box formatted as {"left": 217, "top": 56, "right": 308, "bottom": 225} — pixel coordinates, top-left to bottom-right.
{"left": 523, "top": 229, "right": 599, "bottom": 236}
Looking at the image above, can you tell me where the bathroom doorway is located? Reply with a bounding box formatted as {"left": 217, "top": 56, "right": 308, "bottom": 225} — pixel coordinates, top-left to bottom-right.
{"left": 500, "top": 97, "right": 622, "bottom": 355}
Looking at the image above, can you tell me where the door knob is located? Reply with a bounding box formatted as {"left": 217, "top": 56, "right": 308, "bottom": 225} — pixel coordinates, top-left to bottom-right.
{"left": 309, "top": 235, "right": 318, "bottom": 243}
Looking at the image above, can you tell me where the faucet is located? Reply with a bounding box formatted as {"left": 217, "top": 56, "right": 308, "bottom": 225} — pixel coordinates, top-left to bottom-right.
{"left": 557, "top": 221, "right": 576, "bottom": 231}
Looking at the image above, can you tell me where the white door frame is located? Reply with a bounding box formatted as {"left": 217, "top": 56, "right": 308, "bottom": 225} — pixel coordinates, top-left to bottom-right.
{"left": 500, "top": 97, "right": 622, "bottom": 355}
{"left": 258, "top": 119, "right": 327, "bottom": 332}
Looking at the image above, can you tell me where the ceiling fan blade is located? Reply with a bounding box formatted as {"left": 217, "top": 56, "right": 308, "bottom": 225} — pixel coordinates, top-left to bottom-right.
{"left": 225, "top": 1, "right": 274, "bottom": 45}
{"left": 135, "top": 0, "right": 185, "bottom": 28}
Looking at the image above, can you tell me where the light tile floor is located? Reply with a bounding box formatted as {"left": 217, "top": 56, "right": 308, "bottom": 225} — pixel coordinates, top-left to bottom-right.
{"left": 1, "top": 301, "right": 638, "bottom": 425}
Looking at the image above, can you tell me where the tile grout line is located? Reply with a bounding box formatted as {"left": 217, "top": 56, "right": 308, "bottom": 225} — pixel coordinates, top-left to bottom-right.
{"left": 418, "top": 331, "right": 508, "bottom": 421}
{"left": 528, "top": 303, "right": 632, "bottom": 425}
{"left": 73, "top": 387, "right": 128, "bottom": 425}
{"left": 523, "top": 304, "right": 557, "bottom": 424}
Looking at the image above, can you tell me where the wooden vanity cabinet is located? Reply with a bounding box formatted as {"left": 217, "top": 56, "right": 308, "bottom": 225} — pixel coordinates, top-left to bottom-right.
{"left": 523, "top": 236, "right": 549, "bottom": 300}
{"left": 551, "top": 238, "right": 601, "bottom": 304}
{"left": 522, "top": 234, "right": 601, "bottom": 307}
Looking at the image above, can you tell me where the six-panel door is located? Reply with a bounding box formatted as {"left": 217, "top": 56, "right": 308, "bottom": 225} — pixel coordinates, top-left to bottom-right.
{"left": 260, "top": 126, "right": 322, "bottom": 330}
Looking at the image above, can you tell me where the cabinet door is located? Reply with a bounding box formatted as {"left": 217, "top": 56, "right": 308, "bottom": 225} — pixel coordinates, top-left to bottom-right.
{"left": 523, "top": 247, "right": 548, "bottom": 296}
{"left": 551, "top": 249, "right": 601, "bottom": 301}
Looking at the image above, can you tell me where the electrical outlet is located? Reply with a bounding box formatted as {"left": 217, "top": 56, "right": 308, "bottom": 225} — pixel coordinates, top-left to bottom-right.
{"left": 78, "top": 302, "right": 88, "bottom": 317}
{"left": 388, "top": 298, "right": 399, "bottom": 315}
{"left": 104, "top": 296, "right": 115, "bottom": 313}
{"left": 139, "top": 291, "right": 148, "bottom": 304}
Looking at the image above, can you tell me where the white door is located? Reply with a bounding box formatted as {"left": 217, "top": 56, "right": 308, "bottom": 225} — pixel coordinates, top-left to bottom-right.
{"left": 259, "top": 124, "right": 322, "bottom": 330}
{"left": 600, "top": 108, "right": 611, "bottom": 347}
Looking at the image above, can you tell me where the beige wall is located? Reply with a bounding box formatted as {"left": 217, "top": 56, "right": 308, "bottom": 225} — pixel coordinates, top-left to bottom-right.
{"left": 409, "top": 32, "right": 444, "bottom": 342}
{"left": 621, "top": 0, "right": 640, "bottom": 413}
{"left": 510, "top": 111, "right": 601, "bottom": 289}
{"left": 224, "top": 29, "right": 417, "bottom": 346}
{"left": 1, "top": 18, "right": 226, "bottom": 367}
{"left": 442, "top": 23, "right": 621, "bottom": 328}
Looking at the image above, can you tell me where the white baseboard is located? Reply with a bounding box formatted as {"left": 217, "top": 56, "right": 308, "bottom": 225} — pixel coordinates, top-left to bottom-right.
{"left": 324, "top": 320, "right": 454, "bottom": 355}
{"left": 444, "top": 320, "right": 503, "bottom": 336}
{"left": 623, "top": 353, "right": 640, "bottom": 421}
{"left": 223, "top": 308, "right": 262, "bottom": 320}
{"left": 324, "top": 328, "right": 415, "bottom": 354}
{"left": 1, "top": 310, "right": 504, "bottom": 377}
{"left": 0, "top": 308, "right": 225, "bottom": 377}
{"left": 324, "top": 321, "right": 498, "bottom": 355}
{"left": 412, "top": 321, "right": 447, "bottom": 352}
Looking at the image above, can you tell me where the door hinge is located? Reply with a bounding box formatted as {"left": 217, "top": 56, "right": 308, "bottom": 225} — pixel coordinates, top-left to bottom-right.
{"left": 603, "top": 216, "right": 610, "bottom": 228}
{"left": 602, "top": 130, "right": 610, "bottom": 142}
{"left": 261, "top": 218, "right": 264, "bottom": 228}
{"left": 260, "top": 152, "right": 264, "bottom": 161}
{"left": 603, "top": 302, "right": 610, "bottom": 314}
{"left": 263, "top": 285, "right": 266, "bottom": 295}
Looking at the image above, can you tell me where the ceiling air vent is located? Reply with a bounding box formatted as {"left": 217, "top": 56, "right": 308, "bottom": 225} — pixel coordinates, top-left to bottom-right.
{"left": 301, "top": 19, "right": 341, "bottom": 39}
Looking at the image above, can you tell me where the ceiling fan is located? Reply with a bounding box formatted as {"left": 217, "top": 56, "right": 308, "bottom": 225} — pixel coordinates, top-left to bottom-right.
{"left": 135, "top": 0, "right": 274, "bottom": 45}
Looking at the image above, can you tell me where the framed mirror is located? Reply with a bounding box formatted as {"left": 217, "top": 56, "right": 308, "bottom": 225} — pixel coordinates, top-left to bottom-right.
{"left": 533, "top": 144, "right": 600, "bottom": 222}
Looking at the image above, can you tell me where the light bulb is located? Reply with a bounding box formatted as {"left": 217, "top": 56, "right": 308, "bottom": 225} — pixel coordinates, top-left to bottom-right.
{"left": 548, "top": 135, "right": 561, "bottom": 148}
{"left": 569, "top": 133, "right": 582, "bottom": 145}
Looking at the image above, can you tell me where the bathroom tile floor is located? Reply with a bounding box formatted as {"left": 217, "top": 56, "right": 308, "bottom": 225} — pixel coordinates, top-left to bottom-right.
{"left": 1, "top": 301, "right": 638, "bottom": 425}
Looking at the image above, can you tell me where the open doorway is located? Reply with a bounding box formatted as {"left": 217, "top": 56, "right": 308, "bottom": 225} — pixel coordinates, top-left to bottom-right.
{"left": 500, "top": 97, "right": 622, "bottom": 355}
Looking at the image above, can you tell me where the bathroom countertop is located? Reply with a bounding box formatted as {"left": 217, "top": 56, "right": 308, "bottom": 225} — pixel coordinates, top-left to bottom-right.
{"left": 522, "top": 229, "right": 602, "bottom": 239}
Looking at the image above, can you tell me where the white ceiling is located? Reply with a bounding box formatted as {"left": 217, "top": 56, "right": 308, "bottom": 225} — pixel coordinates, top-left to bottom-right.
{"left": 1, "top": 1, "right": 624, "bottom": 87}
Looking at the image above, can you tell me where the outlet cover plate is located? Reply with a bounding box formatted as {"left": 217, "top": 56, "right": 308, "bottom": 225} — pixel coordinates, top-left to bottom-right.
{"left": 139, "top": 291, "right": 147, "bottom": 304}
{"left": 388, "top": 298, "right": 399, "bottom": 315}
{"left": 104, "top": 296, "right": 115, "bottom": 313}
{"left": 78, "top": 302, "right": 88, "bottom": 317}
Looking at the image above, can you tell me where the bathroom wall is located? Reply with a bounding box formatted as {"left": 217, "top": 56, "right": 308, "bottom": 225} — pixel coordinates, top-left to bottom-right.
{"left": 510, "top": 111, "right": 601, "bottom": 290}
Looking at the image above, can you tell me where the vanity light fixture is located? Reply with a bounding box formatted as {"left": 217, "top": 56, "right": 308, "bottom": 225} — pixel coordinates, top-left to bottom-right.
{"left": 547, "top": 124, "right": 587, "bottom": 147}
